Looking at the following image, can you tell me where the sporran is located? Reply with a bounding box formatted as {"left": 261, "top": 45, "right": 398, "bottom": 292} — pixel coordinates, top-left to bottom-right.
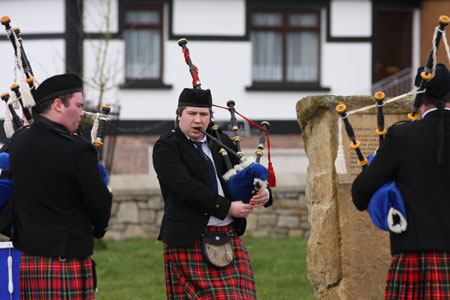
{"left": 202, "top": 231, "right": 233, "bottom": 268}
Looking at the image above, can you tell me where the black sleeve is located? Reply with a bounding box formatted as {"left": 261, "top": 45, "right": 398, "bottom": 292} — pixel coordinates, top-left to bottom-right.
{"left": 75, "top": 144, "right": 112, "bottom": 238}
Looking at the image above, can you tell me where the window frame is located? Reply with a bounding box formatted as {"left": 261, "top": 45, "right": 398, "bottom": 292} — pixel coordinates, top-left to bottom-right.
{"left": 250, "top": 8, "right": 323, "bottom": 88}
{"left": 122, "top": 3, "right": 170, "bottom": 88}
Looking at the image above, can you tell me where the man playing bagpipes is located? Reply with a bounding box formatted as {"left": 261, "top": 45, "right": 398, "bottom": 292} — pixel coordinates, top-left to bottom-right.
{"left": 0, "top": 73, "right": 112, "bottom": 300}
{"left": 351, "top": 63, "right": 450, "bottom": 299}
{"left": 152, "top": 88, "right": 273, "bottom": 300}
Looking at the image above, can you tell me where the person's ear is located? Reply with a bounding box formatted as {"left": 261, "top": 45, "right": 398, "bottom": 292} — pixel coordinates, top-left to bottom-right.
{"left": 52, "top": 98, "right": 64, "bottom": 112}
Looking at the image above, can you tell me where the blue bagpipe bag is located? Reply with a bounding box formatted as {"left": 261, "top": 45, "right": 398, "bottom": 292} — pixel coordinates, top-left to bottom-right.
{"left": 0, "top": 152, "right": 12, "bottom": 215}
{"left": 366, "top": 153, "right": 407, "bottom": 233}
{"left": 0, "top": 153, "right": 8, "bottom": 171}
{"left": 0, "top": 243, "right": 21, "bottom": 300}
{"left": 226, "top": 160, "right": 269, "bottom": 204}
{"left": 98, "top": 161, "right": 109, "bottom": 185}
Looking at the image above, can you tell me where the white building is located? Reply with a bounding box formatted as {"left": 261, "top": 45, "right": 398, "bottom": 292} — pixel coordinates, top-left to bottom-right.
{"left": 0, "top": 0, "right": 435, "bottom": 175}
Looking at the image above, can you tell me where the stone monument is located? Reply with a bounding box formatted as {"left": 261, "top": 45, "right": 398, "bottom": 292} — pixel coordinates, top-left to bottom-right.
{"left": 296, "top": 95, "right": 413, "bottom": 299}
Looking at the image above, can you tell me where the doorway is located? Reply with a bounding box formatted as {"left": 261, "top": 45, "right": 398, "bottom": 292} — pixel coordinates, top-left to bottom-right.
{"left": 374, "top": 10, "right": 413, "bottom": 83}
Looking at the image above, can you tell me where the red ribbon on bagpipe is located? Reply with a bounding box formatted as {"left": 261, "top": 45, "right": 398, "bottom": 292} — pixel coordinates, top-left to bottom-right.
{"left": 182, "top": 48, "right": 199, "bottom": 88}
{"left": 179, "top": 38, "right": 201, "bottom": 89}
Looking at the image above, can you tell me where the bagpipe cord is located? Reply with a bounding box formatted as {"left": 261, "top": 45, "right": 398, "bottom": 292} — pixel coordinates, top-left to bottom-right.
{"left": 7, "top": 27, "right": 36, "bottom": 111}
{"left": 10, "top": 29, "right": 24, "bottom": 83}
{"left": 426, "top": 24, "right": 450, "bottom": 165}
{"left": 433, "top": 26, "right": 450, "bottom": 74}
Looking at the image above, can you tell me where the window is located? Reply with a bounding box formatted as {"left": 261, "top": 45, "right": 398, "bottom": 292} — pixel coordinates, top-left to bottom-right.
{"left": 124, "top": 5, "right": 163, "bottom": 82}
{"left": 251, "top": 9, "right": 320, "bottom": 86}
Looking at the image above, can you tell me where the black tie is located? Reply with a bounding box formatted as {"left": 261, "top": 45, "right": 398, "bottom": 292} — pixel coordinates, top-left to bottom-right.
{"left": 193, "top": 141, "right": 218, "bottom": 192}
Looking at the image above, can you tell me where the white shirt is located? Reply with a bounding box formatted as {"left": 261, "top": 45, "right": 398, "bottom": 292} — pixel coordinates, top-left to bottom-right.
{"left": 189, "top": 136, "right": 234, "bottom": 226}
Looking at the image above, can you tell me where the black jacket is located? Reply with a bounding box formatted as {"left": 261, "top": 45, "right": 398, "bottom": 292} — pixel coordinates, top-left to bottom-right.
{"left": 352, "top": 110, "right": 450, "bottom": 255}
{"left": 8, "top": 115, "right": 112, "bottom": 257}
{"left": 153, "top": 127, "right": 272, "bottom": 246}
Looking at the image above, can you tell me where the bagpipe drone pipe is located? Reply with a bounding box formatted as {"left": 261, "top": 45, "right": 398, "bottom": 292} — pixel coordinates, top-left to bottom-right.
{"left": 0, "top": 15, "right": 38, "bottom": 226}
{"left": 0, "top": 14, "right": 113, "bottom": 166}
{"left": 1, "top": 16, "right": 36, "bottom": 132}
{"left": 178, "top": 38, "right": 276, "bottom": 203}
{"left": 335, "top": 15, "right": 450, "bottom": 233}
{"left": 0, "top": 15, "right": 112, "bottom": 186}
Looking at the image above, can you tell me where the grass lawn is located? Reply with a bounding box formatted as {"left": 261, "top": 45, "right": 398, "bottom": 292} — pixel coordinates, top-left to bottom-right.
{"left": 92, "top": 237, "right": 315, "bottom": 300}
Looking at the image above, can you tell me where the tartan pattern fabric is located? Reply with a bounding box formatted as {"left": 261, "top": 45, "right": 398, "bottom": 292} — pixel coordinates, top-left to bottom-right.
{"left": 164, "top": 224, "right": 257, "bottom": 300}
{"left": 385, "top": 250, "right": 450, "bottom": 300}
{"left": 20, "top": 254, "right": 95, "bottom": 300}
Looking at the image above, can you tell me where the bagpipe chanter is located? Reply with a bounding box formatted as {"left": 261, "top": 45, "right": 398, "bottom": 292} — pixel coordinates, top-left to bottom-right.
{"left": 335, "top": 15, "right": 450, "bottom": 233}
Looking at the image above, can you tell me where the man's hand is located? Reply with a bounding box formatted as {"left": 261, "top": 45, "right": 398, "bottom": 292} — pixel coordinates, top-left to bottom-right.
{"left": 249, "top": 187, "right": 269, "bottom": 208}
{"left": 229, "top": 201, "right": 253, "bottom": 218}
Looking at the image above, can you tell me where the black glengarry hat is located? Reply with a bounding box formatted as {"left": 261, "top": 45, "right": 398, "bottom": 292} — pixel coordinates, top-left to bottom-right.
{"left": 178, "top": 88, "right": 212, "bottom": 108}
{"left": 415, "top": 63, "right": 450, "bottom": 103}
{"left": 32, "top": 73, "right": 83, "bottom": 108}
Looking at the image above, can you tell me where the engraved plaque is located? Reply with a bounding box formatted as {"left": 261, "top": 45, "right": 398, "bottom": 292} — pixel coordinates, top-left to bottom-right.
{"left": 338, "top": 112, "right": 407, "bottom": 183}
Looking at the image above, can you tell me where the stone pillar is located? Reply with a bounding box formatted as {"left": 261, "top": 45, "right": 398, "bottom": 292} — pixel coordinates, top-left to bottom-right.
{"left": 296, "top": 95, "right": 413, "bottom": 300}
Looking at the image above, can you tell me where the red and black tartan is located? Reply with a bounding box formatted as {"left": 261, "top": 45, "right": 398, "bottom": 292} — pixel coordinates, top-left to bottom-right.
{"left": 164, "top": 224, "right": 257, "bottom": 300}
{"left": 20, "top": 254, "right": 95, "bottom": 300}
{"left": 385, "top": 250, "right": 450, "bottom": 300}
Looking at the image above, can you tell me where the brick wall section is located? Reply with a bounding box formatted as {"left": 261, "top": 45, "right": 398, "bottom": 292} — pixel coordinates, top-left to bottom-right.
{"left": 420, "top": 0, "right": 450, "bottom": 67}
{"left": 104, "top": 186, "right": 308, "bottom": 240}
{"left": 107, "top": 134, "right": 303, "bottom": 174}
{"left": 239, "top": 134, "right": 304, "bottom": 149}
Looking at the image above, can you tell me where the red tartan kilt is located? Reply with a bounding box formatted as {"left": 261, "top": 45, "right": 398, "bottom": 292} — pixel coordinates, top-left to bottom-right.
{"left": 20, "top": 254, "right": 95, "bottom": 300}
{"left": 385, "top": 250, "right": 450, "bottom": 300}
{"left": 164, "top": 224, "right": 257, "bottom": 300}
